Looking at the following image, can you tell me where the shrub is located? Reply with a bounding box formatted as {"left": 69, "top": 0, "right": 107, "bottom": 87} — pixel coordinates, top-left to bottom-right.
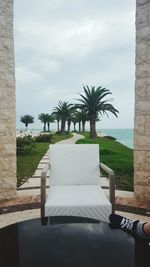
{"left": 104, "top": 135, "right": 116, "bottom": 141}
{"left": 17, "top": 135, "right": 35, "bottom": 155}
{"left": 35, "top": 133, "right": 52, "bottom": 143}
{"left": 65, "top": 131, "right": 70, "bottom": 135}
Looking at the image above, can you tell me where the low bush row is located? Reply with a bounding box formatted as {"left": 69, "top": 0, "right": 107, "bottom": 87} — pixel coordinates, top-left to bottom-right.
{"left": 17, "top": 134, "right": 52, "bottom": 155}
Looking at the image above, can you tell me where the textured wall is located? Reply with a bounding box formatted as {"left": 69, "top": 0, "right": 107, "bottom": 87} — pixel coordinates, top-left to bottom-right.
{"left": 0, "top": 0, "right": 16, "bottom": 200}
{"left": 134, "top": 0, "right": 150, "bottom": 205}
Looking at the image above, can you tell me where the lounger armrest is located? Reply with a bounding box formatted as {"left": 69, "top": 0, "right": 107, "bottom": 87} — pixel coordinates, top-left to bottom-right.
{"left": 100, "top": 163, "right": 115, "bottom": 214}
{"left": 41, "top": 163, "right": 50, "bottom": 218}
{"left": 41, "top": 163, "right": 50, "bottom": 178}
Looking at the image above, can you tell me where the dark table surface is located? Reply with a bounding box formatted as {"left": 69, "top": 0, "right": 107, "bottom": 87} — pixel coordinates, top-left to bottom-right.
{"left": 0, "top": 217, "right": 149, "bottom": 267}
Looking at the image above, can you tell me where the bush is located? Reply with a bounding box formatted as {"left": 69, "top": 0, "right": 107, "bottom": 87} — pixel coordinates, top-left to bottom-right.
{"left": 104, "top": 135, "right": 116, "bottom": 141}
{"left": 35, "top": 133, "right": 52, "bottom": 143}
{"left": 17, "top": 135, "right": 35, "bottom": 155}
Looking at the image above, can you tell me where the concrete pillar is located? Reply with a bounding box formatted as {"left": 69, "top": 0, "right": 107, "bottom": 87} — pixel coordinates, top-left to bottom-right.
{"left": 0, "top": 0, "right": 16, "bottom": 200}
{"left": 134, "top": 0, "right": 150, "bottom": 206}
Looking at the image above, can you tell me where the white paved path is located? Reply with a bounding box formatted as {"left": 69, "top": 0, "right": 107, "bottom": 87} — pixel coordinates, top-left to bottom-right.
{"left": 56, "top": 132, "right": 84, "bottom": 144}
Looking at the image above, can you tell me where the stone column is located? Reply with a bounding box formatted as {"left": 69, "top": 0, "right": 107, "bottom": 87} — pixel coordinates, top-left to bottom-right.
{"left": 134, "top": 0, "right": 150, "bottom": 206}
{"left": 0, "top": 0, "right": 16, "bottom": 200}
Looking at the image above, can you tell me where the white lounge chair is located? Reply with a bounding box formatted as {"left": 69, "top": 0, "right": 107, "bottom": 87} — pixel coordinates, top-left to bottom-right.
{"left": 41, "top": 144, "right": 115, "bottom": 223}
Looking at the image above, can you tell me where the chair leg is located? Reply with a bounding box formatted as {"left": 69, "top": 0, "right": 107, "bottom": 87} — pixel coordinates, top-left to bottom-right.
{"left": 41, "top": 216, "right": 48, "bottom": 225}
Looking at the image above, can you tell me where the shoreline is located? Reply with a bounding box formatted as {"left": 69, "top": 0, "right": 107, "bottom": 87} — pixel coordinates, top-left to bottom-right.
{"left": 97, "top": 132, "right": 107, "bottom": 138}
{"left": 97, "top": 132, "right": 133, "bottom": 149}
{"left": 97, "top": 129, "right": 133, "bottom": 149}
{"left": 16, "top": 129, "right": 133, "bottom": 149}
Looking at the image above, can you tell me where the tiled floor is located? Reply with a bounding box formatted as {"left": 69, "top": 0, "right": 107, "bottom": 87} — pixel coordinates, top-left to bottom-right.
{"left": 0, "top": 209, "right": 40, "bottom": 228}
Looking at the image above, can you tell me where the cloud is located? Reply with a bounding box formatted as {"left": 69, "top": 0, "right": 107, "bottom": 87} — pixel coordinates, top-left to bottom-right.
{"left": 15, "top": 19, "right": 103, "bottom": 59}
{"left": 14, "top": 0, "right": 135, "bottom": 59}
{"left": 15, "top": 66, "right": 43, "bottom": 85}
{"left": 14, "top": 0, "right": 136, "bottom": 129}
{"left": 29, "top": 58, "right": 61, "bottom": 74}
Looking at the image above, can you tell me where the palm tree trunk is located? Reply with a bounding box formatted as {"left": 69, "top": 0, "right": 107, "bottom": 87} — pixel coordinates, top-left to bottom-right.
{"left": 60, "top": 120, "right": 66, "bottom": 135}
{"left": 78, "top": 122, "right": 81, "bottom": 132}
{"left": 47, "top": 122, "right": 50, "bottom": 131}
{"left": 57, "top": 120, "right": 60, "bottom": 132}
{"left": 43, "top": 123, "right": 46, "bottom": 131}
{"left": 73, "top": 123, "right": 76, "bottom": 131}
{"left": 90, "top": 118, "right": 97, "bottom": 138}
{"left": 82, "top": 121, "right": 85, "bottom": 132}
{"left": 68, "top": 121, "right": 71, "bottom": 132}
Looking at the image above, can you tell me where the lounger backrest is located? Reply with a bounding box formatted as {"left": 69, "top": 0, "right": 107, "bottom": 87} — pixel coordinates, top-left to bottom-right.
{"left": 49, "top": 144, "right": 100, "bottom": 186}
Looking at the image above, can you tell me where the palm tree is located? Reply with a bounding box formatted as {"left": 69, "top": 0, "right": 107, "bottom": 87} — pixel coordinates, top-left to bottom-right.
{"left": 74, "top": 110, "right": 83, "bottom": 132}
{"left": 67, "top": 107, "right": 77, "bottom": 133}
{"left": 53, "top": 101, "right": 73, "bottom": 135}
{"left": 71, "top": 115, "right": 78, "bottom": 132}
{"left": 47, "top": 114, "right": 55, "bottom": 132}
{"left": 77, "top": 85, "right": 119, "bottom": 138}
{"left": 52, "top": 112, "right": 61, "bottom": 132}
{"left": 38, "top": 113, "right": 49, "bottom": 131}
{"left": 79, "top": 108, "right": 89, "bottom": 132}
{"left": 20, "top": 114, "right": 34, "bottom": 131}
{"left": 67, "top": 113, "right": 72, "bottom": 133}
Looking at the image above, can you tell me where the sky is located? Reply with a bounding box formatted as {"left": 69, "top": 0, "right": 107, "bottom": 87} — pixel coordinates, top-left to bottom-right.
{"left": 14, "top": 0, "right": 136, "bottom": 130}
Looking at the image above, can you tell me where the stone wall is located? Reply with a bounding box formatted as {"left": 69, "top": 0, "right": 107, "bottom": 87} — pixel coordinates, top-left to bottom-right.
{"left": 134, "top": 0, "right": 150, "bottom": 205}
{"left": 0, "top": 0, "right": 16, "bottom": 200}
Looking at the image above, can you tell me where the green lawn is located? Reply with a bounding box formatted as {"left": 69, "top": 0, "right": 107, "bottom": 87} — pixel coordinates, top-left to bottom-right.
{"left": 17, "top": 132, "right": 73, "bottom": 188}
{"left": 76, "top": 132, "right": 133, "bottom": 191}
{"left": 17, "top": 142, "right": 49, "bottom": 188}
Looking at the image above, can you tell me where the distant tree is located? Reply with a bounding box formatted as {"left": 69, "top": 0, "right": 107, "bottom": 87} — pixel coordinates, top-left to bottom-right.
{"left": 77, "top": 85, "right": 119, "bottom": 138}
{"left": 20, "top": 114, "right": 34, "bottom": 131}
{"left": 52, "top": 112, "right": 61, "bottom": 132}
{"left": 47, "top": 114, "right": 55, "bottom": 131}
{"left": 53, "top": 101, "right": 73, "bottom": 135}
{"left": 74, "top": 110, "right": 82, "bottom": 132}
{"left": 38, "top": 113, "right": 49, "bottom": 131}
{"left": 80, "top": 108, "right": 89, "bottom": 132}
{"left": 67, "top": 113, "right": 72, "bottom": 133}
{"left": 67, "top": 107, "right": 76, "bottom": 133}
{"left": 73, "top": 108, "right": 89, "bottom": 132}
{"left": 71, "top": 115, "right": 78, "bottom": 132}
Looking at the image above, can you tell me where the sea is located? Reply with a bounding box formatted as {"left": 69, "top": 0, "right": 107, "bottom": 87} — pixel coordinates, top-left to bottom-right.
{"left": 97, "top": 128, "right": 133, "bottom": 149}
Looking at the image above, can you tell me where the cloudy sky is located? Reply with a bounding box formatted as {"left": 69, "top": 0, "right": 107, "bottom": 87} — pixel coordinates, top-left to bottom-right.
{"left": 14, "top": 0, "right": 136, "bottom": 130}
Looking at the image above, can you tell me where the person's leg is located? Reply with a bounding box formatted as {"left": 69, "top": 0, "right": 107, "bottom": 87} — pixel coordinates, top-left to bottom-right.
{"left": 109, "top": 214, "right": 150, "bottom": 239}
{"left": 143, "top": 223, "right": 150, "bottom": 237}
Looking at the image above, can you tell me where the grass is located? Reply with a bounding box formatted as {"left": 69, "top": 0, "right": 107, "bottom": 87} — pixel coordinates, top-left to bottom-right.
{"left": 17, "top": 142, "right": 49, "bottom": 188}
{"left": 76, "top": 132, "right": 133, "bottom": 191}
{"left": 17, "top": 132, "right": 73, "bottom": 187}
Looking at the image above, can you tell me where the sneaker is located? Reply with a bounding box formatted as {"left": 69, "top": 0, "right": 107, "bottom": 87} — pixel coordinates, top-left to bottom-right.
{"left": 109, "top": 214, "right": 139, "bottom": 237}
